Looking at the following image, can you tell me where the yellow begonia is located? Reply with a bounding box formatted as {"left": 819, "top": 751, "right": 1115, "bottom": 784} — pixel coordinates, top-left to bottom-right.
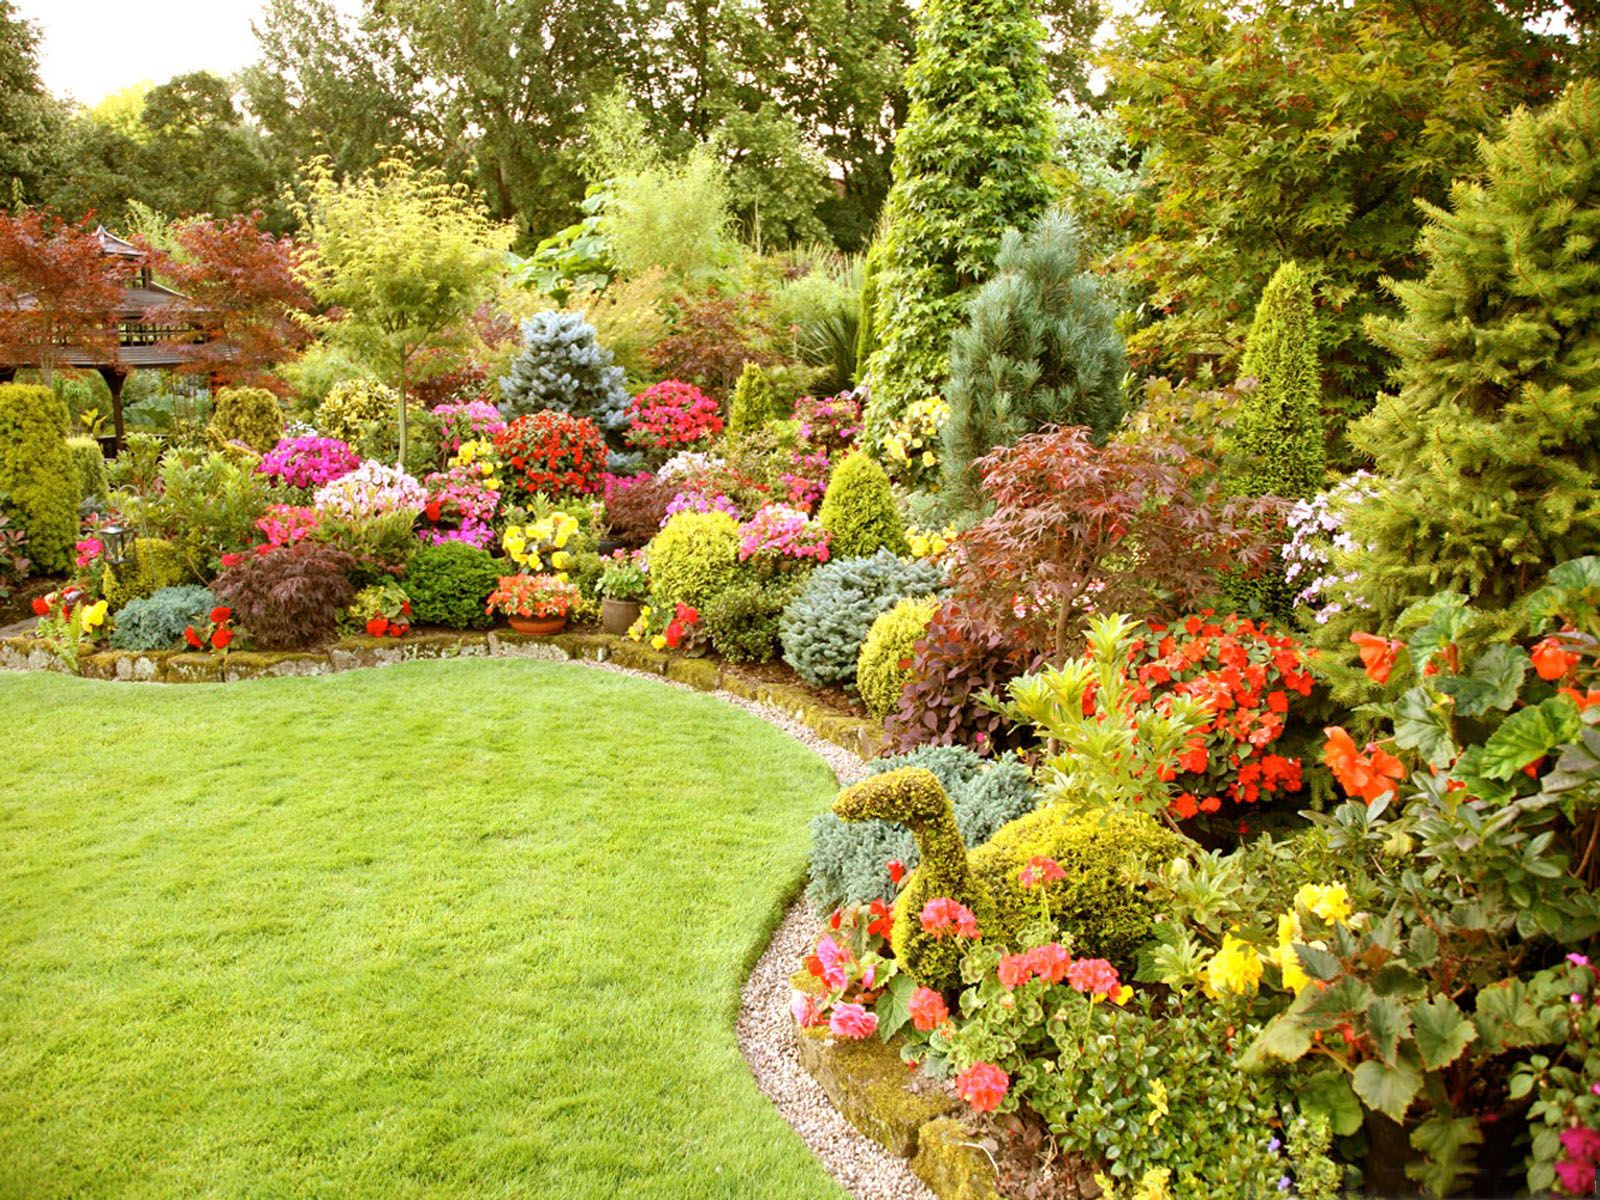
{"left": 1206, "top": 932, "right": 1263, "bottom": 997}
{"left": 551, "top": 551, "right": 571, "bottom": 570}
{"left": 650, "top": 635, "right": 667, "bottom": 650}
{"left": 1275, "top": 912, "right": 1310, "bottom": 993}
{"left": 82, "top": 600, "right": 108, "bottom": 629}
{"left": 1296, "top": 883, "right": 1353, "bottom": 926}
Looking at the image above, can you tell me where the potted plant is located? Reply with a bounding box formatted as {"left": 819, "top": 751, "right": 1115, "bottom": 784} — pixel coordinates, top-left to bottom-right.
{"left": 596, "top": 556, "right": 648, "bottom": 635}
{"left": 485, "top": 573, "right": 579, "bottom": 636}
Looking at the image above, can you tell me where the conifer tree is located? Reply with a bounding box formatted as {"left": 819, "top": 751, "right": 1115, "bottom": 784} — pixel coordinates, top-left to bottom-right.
{"left": 1326, "top": 80, "right": 1600, "bottom": 636}
{"left": 859, "top": 0, "right": 1054, "bottom": 442}
{"left": 1228, "top": 260, "right": 1324, "bottom": 500}
{"left": 943, "top": 207, "right": 1124, "bottom": 511}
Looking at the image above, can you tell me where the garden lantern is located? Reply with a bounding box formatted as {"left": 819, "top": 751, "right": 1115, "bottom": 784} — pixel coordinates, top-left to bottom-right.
{"left": 99, "top": 523, "right": 130, "bottom": 567}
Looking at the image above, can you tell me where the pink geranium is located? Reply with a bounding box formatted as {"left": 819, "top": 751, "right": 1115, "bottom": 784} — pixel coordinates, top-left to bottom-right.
{"left": 1067, "top": 957, "right": 1121, "bottom": 999}
{"left": 920, "top": 897, "right": 981, "bottom": 940}
{"left": 908, "top": 986, "right": 950, "bottom": 1032}
{"left": 955, "top": 1062, "right": 1009, "bottom": 1113}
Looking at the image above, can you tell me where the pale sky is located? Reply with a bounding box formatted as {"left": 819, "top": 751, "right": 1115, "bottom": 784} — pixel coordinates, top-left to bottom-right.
{"left": 17, "top": 0, "right": 344, "bottom": 107}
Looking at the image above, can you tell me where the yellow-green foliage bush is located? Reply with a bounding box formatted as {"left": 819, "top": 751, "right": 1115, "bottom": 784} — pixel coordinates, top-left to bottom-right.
{"left": 0, "top": 383, "right": 75, "bottom": 573}
{"left": 969, "top": 806, "right": 1193, "bottom": 969}
{"left": 832, "top": 767, "right": 996, "bottom": 989}
{"left": 66, "top": 436, "right": 108, "bottom": 506}
{"left": 103, "top": 537, "right": 188, "bottom": 609}
{"left": 818, "top": 452, "right": 908, "bottom": 560}
{"left": 857, "top": 595, "right": 939, "bottom": 718}
{"left": 729, "top": 362, "right": 783, "bottom": 432}
{"left": 207, "top": 386, "right": 284, "bottom": 454}
{"left": 317, "top": 379, "right": 396, "bottom": 445}
{"left": 647, "top": 510, "right": 744, "bottom": 610}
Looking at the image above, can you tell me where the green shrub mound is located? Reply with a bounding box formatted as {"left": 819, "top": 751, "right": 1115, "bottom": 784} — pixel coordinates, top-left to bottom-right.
{"left": 832, "top": 766, "right": 997, "bottom": 989}
{"left": 807, "top": 744, "right": 1039, "bottom": 913}
{"left": 66, "top": 436, "right": 108, "bottom": 507}
{"left": 0, "top": 383, "right": 75, "bottom": 573}
{"left": 109, "top": 586, "right": 217, "bottom": 651}
{"left": 943, "top": 207, "right": 1126, "bottom": 511}
{"left": 405, "top": 542, "right": 503, "bottom": 630}
{"left": 728, "top": 362, "right": 785, "bottom": 433}
{"left": 317, "top": 379, "right": 396, "bottom": 445}
{"left": 969, "top": 806, "right": 1193, "bottom": 970}
{"left": 703, "top": 581, "right": 793, "bottom": 662}
{"left": 856, "top": 595, "right": 939, "bottom": 718}
{"left": 817, "top": 452, "right": 908, "bottom": 560}
{"left": 646, "top": 510, "right": 743, "bottom": 611}
{"left": 103, "top": 538, "right": 188, "bottom": 610}
{"left": 207, "top": 387, "right": 283, "bottom": 454}
{"left": 779, "top": 550, "right": 944, "bottom": 687}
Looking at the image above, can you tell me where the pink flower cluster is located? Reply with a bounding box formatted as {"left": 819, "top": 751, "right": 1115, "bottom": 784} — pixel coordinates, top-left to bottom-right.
{"left": 1558, "top": 1127, "right": 1600, "bottom": 1196}
{"left": 256, "top": 505, "right": 320, "bottom": 547}
{"left": 74, "top": 539, "right": 102, "bottom": 569}
{"left": 627, "top": 380, "right": 724, "bottom": 449}
{"left": 738, "top": 504, "right": 831, "bottom": 566}
{"left": 603, "top": 471, "right": 656, "bottom": 502}
{"left": 955, "top": 1062, "right": 1009, "bottom": 1113}
{"left": 920, "top": 898, "right": 981, "bottom": 940}
{"left": 794, "top": 391, "right": 863, "bottom": 456}
{"left": 780, "top": 449, "right": 831, "bottom": 512}
{"left": 313, "top": 461, "right": 427, "bottom": 521}
{"left": 258, "top": 436, "right": 361, "bottom": 489}
{"left": 431, "top": 401, "right": 506, "bottom": 452}
{"left": 663, "top": 485, "right": 740, "bottom": 525}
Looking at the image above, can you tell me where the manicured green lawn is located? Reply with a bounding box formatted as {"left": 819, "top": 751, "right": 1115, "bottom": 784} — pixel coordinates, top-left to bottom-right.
{"left": 0, "top": 661, "right": 844, "bottom": 1200}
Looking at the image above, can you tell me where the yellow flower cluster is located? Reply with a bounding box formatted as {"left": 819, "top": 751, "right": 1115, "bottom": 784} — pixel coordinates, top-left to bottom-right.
{"left": 627, "top": 605, "right": 653, "bottom": 643}
{"left": 451, "top": 438, "right": 503, "bottom": 493}
{"left": 1208, "top": 882, "right": 1355, "bottom": 999}
{"left": 1205, "top": 931, "right": 1263, "bottom": 997}
{"left": 502, "top": 512, "right": 579, "bottom": 578}
{"left": 882, "top": 397, "right": 950, "bottom": 487}
{"left": 79, "top": 600, "right": 109, "bottom": 630}
{"left": 1095, "top": 1167, "right": 1174, "bottom": 1200}
{"left": 907, "top": 524, "right": 958, "bottom": 562}
{"left": 1296, "top": 882, "right": 1353, "bottom": 925}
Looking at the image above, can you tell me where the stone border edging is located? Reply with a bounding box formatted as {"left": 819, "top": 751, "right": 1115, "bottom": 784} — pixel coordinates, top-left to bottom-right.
{"left": 0, "top": 628, "right": 889, "bottom": 761}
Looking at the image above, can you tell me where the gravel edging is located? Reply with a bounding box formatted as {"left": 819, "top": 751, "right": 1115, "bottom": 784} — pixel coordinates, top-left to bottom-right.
{"left": 580, "top": 658, "right": 935, "bottom": 1200}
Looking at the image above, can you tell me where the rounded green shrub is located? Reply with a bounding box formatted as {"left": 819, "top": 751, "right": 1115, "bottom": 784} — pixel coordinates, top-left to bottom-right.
{"left": 317, "top": 379, "right": 396, "bottom": 445}
{"left": 404, "top": 542, "right": 502, "bottom": 630}
{"left": 728, "top": 362, "right": 783, "bottom": 433}
{"left": 808, "top": 745, "right": 1039, "bottom": 913}
{"left": 779, "top": 549, "right": 944, "bottom": 687}
{"left": 103, "top": 537, "right": 188, "bottom": 610}
{"left": 702, "top": 580, "right": 793, "bottom": 663}
{"left": 66, "top": 436, "right": 108, "bottom": 507}
{"left": 969, "top": 806, "right": 1193, "bottom": 969}
{"left": 646, "top": 510, "right": 743, "bottom": 611}
{"left": 207, "top": 386, "right": 284, "bottom": 454}
{"left": 0, "top": 383, "right": 75, "bottom": 574}
{"left": 817, "top": 452, "right": 908, "bottom": 560}
{"left": 856, "top": 595, "right": 939, "bottom": 718}
{"left": 832, "top": 766, "right": 997, "bottom": 989}
{"left": 109, "top": 585, "right": 216, "bottom": 651}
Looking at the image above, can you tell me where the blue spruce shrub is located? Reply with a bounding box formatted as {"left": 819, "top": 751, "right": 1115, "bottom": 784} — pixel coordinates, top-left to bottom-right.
{"left": 778, "top": 550, "right": 946, "bottom": 687}
{"left": 109, "top": 585, "right": 217, "bottom": 651}
{"left": 499, "top": 311, "right": 631, "bottom": 438}
{"left": 807, "top": 744, "right": 1040, "bottom": 912}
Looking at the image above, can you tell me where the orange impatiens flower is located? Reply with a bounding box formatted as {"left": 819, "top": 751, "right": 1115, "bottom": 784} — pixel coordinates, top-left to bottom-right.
{"left": 1350, "top": 632, "right": 1403, "bottom": 684}
{"left": 1323, "top": 726, "right": 1405, "bottom": 804}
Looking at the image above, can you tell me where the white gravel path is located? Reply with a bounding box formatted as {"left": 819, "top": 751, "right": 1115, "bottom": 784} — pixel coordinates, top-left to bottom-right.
{"left": 582, "top": 658, "right": 937, "bottom": 1200}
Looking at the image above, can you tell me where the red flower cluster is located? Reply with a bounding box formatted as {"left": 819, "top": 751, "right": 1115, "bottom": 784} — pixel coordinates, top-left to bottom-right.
{"left": 1533, "top": 636, "right": 1582, "bottom": 682}
{"left": 998, "top": 942, "right": 1072, "bottom": 988}
{"left": 1018, "top": 855, "right": 1066, "bottom": 888}
{"left": 663, "top": 603, "right": 700, "bottom": 649}
{"left": 493, "top": 411, "right": 606, "bottom": 500}
{"left": 626, "top": 380, "right": 724, "bottom": 449}
{"left": 1129, "top": 612, "right": 1313, "bottom": 820}
{"left": 907, "top": 986, "right": 949, "bottom": 1031}
{"left": 183, "top": 606, "right": 236, "bottom": 652}
{"left": 1323, "top": 726, "right": 1405, "bottom": 804}
{"left": 919, "top": 897, "right": 981, "bottom": 939}
{"left": 955, "top": 1062, "right": 1009, "bottom": 1113}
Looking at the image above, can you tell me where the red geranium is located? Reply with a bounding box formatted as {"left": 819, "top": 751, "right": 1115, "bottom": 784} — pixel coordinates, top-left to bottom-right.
{"left": 955, "top": 1062, "right": 1009, "bottom": 1113}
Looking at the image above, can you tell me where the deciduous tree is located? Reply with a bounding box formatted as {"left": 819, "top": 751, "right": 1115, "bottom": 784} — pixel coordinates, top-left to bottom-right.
{"left": 0, "top": 209, "right": 126, "bottom": 384}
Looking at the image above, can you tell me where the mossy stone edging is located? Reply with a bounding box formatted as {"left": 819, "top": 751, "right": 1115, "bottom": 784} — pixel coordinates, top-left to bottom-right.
{"left": 0, "top": 629, "right": 889, "bottom": 760}
{"left": 794, "top": 1022, "right": 998, "bottom": 1199}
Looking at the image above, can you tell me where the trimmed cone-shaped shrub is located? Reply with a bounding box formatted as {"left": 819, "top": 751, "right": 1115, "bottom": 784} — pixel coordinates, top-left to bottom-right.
{"left": 943, "top": 208, "right": 1126, "bottom": 511}
{"left": 857, "top": 595, "right": 939, "bottom": 718}
{"left": 207, "top": 386, "right": 284, "bottom": 454}
{"left": 66, "top": 436, "right": 108, "bottom": 506}
{"left": 817, "top": 452, "right": 908, "bottom": 560}
{"left": 1228, "top": 261, "right": 1325, "bottom": 501}
{"left": 728, "top": 362, "right": 783, "bottom": 433}
{"left": 832, "top": 766, "right": 996, "bottom": 989}
{"left": 859, "top": 0, "right": 1054, "bottom": 441}
{"left": 0, "top": 383, "right": 74, "bottom": 573}
{"left": 647, "top": 510, "right": 743, "bottom": 611}
{"left": 1325, "top": 80, "right": 1600, "bottom": 638}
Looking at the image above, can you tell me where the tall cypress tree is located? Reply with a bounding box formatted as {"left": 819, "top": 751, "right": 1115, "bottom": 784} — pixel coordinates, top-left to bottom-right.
{"left": 942, "top": 207, "right": 1125, "bottom": 511}
{"left": 1228, "top": 260, "right": 1325, "bottom": 500}
{"left": 860, "top": 0, "right": 1054, "bottom": 444}
{"left": 1325, "top": 80, "right": 1600, "bottom": 639}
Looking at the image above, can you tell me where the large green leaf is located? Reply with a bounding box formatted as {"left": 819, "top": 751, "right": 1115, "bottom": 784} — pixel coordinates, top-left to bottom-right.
{"left": 1365, "top": 996, "right": 1412, "bottom": 1065}
{"left": 1240, "top": 1015, "right": 1313, "bottom": 1068}
{"left": 1299, "top": 1068, "right": 1364, "bottom": 1137}
{"left": 1413, "top": 995, "right": 1478, "bottom": 1069}
{"left": 1434, "top": 643, "right": 1528, "bottom": 717}
{"left": 1407, "top": 1112, "right": 1483, "bottom": 1198}
{"left": 1353, "top": 1057, "right": 1423, "bottom": 1122}
{"left": 1394, "top": 687, "right": 1457, "bottom": 768}
{"left": 1294, "top": 943, "right": 1343, "bottom": 982}
{"left": 1480, "top": 697, "right": 1584, "bottom": 781}
{"left": 875, "top": 973, "right": 916, "bottom": 1041}
{"left": 1547, "top": 556, "right": 1600, "bottom": 591}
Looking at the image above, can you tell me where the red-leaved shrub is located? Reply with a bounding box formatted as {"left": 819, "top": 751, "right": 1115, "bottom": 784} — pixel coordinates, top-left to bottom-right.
{"left": 603, "top": 473, "right": 676, "bottom": 547}
{"left": 212, "top": 543, "right": 356, "bottom": 649}
{"left": 494, "top": 410, "right": 606, "bottom": 500}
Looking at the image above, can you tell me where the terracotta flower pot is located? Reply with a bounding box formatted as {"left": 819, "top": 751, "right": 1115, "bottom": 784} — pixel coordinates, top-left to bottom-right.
{"left": 601, "top": 597, "right": 641, "bottom": 635}
{"left": 507, "top": 613, "right": 568, "bottom": 636}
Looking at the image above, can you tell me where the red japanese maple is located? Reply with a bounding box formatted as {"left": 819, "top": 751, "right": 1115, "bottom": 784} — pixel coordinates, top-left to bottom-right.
{"left": 0, "top": 209, "right": 127, "bottom": 382}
